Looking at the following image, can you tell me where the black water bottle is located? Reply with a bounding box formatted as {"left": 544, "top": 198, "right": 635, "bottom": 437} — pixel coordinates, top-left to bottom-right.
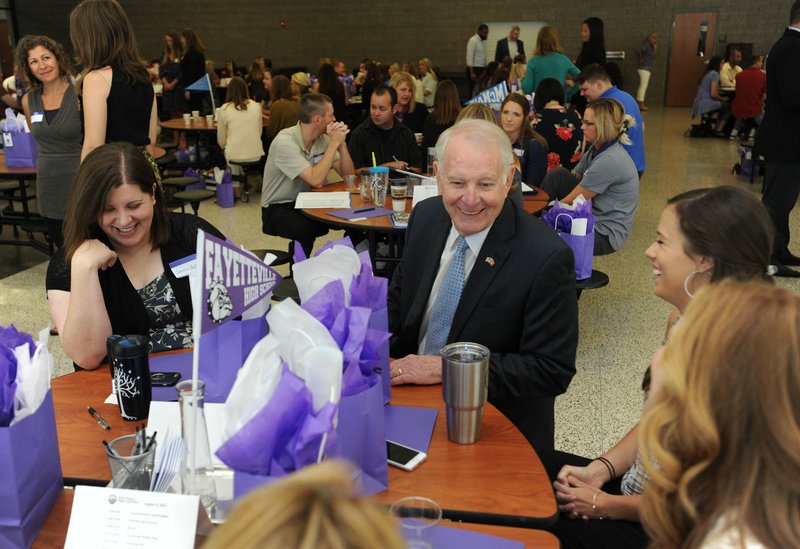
{"left": 108, "top": 335, "right": 152, "bottom": 421}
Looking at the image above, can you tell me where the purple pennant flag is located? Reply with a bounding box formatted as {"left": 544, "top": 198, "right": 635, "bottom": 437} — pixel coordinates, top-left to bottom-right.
{"left": 197, "top": 231, "right": 282, "bottom": 335}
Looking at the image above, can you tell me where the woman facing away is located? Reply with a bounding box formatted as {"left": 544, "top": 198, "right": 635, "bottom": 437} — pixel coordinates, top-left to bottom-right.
{"left": 640, "top": 280, "right": 800, "bottom": 549}
{"left": 532, "top": 78, "right": 584, "bottom": 172}
{"left": 69, "top": 0, "right": 156, "bottom": 161}
{"left": 540, "top": 98, "right": 638, "bottom": 255}
{"left": 542, "top": 185, "right": 773, "bottom": 549}
{"left": 16, "top": 34, "right": 82, "bottom": 248}
{"left": 204, "top": 461, "right": 404, "bottom": 549}
{"left": 422, "top": 79, "right": 461, "bottom": 152}
{"left": 521, "top": 25, "right": 581, "bottom": 97}
{"left": 45, "top": 143, "right": 225, "bottom": 370}
{"left": 216, "top": 76, "right": 265, "bottom": 174}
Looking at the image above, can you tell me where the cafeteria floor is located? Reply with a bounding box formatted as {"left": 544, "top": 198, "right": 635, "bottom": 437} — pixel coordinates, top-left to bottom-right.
{"left": 1, "top": 107, "right": 798, "bottom": 459}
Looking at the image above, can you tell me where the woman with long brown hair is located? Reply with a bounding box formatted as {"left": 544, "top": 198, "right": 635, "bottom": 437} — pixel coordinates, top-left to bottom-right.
{"left": 640, "top": 280, "right": 800, "bottom": 548}
{"left": 266, "top": 75, "right": 299, "bottom": 141}
{"left": 521, "top": 25, "right": 580, "bottom": 96}
{"left": 179, "top": 28, "right": 206, "bottom": 113}
{"left": 422, "top": 79, "right": 460, "bottom": 151}
{"left": 499, "top": 93, "right": 548, "bottom": 186}
{"left": 216, "top": 76, "right": 264, "bottom": 172}
{"left": 69, "top": 0, "right": 156, "bottom": 161}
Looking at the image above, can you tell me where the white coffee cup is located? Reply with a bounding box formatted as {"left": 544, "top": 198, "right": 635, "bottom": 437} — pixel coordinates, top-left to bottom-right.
{"left": 182, "top": 113, "right": 191, "bottom": 126}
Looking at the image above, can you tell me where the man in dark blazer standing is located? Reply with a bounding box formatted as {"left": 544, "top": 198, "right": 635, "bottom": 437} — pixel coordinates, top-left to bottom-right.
{"left": 495, "top": 25, "right": 525, "bottom": 62}
{"left": 759, "top": 0, "right": 800, "bottom": 277}
{"left": 388, "top": 119, "right": 578, "bottom": 450}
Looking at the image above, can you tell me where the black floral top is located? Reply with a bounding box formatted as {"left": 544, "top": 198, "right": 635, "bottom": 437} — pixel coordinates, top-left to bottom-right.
{"left": 137, "top": 273, "right": 193, "bottom": 353}
{"left": 532, "top": 106, "right": 584, "bottom": 172}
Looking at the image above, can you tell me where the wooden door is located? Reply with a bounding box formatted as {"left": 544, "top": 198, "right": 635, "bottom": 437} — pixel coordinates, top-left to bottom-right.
{"left": 665, "top": 11, "right": 718, "bottom": 107}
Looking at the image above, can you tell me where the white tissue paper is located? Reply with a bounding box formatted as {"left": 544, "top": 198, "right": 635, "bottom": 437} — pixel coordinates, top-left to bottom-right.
{"left": 292, "top": 244, "right": 361, "bottom": 305}
{"left": 300, "top": 347, "right": 343, "bottom": 413}
{"left": 266, "top": 298, "right": 339, "bottom": 378}
{"left": 221, "top": 334, "right": 283, "bottom": 439}
{"left": 11, "top": 326, "right": 53, "bottom": 425}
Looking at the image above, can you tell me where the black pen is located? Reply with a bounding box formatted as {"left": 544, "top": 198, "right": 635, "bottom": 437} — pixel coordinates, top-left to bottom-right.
{"left": 353, "top": 207, "right": 375, "bottom": 214}
{"left": 143, "top": 431, "right": 158, "bottom": 454}
{"left": 88, "top": 406, "right": 111, "bottom": 430}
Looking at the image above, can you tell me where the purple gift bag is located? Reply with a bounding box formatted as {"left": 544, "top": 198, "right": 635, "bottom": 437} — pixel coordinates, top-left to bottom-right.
{"left": 560, "top": 231, "right": 594, "bottom": 280}
{"left": 329, "top": 378, "right": 388, "bottom": 495}
{"left": 0, "top": 391, "right": 63, "bottom": 547}
{"left": 2, "top": 130, "right": 38, "bottom": 168}
{"left": 150, "top": 316, "right": 268, "bottom": 403}
{"left": 216, "top": 168, "right": 234, "bottom": 208}
{"left": 182, "top": 168, "right": 207, "bottom": 191}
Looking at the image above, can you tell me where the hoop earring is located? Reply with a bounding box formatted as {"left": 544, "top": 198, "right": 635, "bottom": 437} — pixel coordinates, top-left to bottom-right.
{"left": 683, "top": 269, "right": 712, "bottom": 299}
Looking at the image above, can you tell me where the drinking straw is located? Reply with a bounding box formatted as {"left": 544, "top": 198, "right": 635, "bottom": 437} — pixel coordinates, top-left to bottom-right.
{"left": 372, "top": 152, "right": 377, "bottom": 167}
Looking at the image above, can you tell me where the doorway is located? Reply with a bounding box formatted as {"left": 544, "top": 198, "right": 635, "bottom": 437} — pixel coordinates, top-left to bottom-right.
{"left": 665, "top": 11, "right": 718, "bottom": 107}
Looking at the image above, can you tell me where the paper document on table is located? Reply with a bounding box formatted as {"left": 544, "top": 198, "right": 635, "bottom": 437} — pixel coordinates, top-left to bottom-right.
{"left": 393, "top": 167, "right": 436, "bottom": 183}
{"left": 295, "top": 192, "right": 351, "bottom": 209}
{"left": 147, "top": 401, "right": 226, "bottom": 468}
{"left": 65, "top": 485, "right": 199, "bottom": 549}
{"left": 411, "top": 185, "right": 439, "bottom": 209}
{"left": 521, "top": 182, "right": 534, "bottom": 193}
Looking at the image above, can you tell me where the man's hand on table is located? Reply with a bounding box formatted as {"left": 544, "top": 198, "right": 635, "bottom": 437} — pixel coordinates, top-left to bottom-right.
{"left": 390, "top": 354, "right": 442, "bottom": 385}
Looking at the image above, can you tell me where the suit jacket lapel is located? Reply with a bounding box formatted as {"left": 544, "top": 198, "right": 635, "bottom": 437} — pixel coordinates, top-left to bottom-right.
{"left": 449, "top": 202, "right": 515, "bottom": 340}
{"left": 405, "top": 218, "right": 451, "bottom": 331}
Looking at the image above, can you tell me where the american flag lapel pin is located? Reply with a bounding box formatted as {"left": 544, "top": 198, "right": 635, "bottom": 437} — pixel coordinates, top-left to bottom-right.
{"left": 485, "top": 257, "right": 495, "bottom": 267}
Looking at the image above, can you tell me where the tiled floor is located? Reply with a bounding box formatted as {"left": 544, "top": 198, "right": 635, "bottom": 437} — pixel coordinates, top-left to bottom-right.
{"left": 1, "top": 107, "right": 797, "bottom": 458}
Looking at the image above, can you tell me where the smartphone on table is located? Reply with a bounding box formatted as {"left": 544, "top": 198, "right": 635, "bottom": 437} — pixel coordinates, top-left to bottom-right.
{"left": 386, "top": 439, "right": 427, "bottom": 471}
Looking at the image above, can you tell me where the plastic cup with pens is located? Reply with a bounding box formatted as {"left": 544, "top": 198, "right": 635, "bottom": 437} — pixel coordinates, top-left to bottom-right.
{"left": 104, "top": 431, "right": 157, "bottom": 490}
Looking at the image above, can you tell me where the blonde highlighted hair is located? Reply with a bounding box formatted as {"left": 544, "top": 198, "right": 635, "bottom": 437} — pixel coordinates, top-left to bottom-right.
{"left": 389, "top": 71, "right": 417, "bottom": 111}
{"left": 585, "top": 98, "right": 635, "bottom": 148}
{"left": 204, "top": 461, "right": 404, "bottom": 549}
{"left": 640, "top": 280, "right": 800, "bottom": 549}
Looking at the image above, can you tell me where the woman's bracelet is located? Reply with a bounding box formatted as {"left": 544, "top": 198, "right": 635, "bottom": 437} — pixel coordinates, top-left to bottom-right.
{"left": 595, "top": 456, "right": 617, "bottom": 481}
{"left": 591, "top": 490, "right": 605, "bottom": 520}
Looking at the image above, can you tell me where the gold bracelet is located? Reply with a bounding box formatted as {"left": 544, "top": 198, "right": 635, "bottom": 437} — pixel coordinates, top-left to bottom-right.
{"left": 592, "top": 491, "right": 604, "bottom": 520}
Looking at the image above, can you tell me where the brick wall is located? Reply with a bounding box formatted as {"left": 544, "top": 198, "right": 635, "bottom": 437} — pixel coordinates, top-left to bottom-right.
{"left": 15, "top": 0, "right": 795, "bottom": 106}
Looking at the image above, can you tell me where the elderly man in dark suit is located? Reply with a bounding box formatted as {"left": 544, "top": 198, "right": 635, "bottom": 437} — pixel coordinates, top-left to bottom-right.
{"left": 387, "top": 119, "right": 578, "bottom": 450}
{"left": 759, "top": 0, "right": 800, "bottom": 277}
{"left": 495, "top": 25, "right": 525, "bottom": 62}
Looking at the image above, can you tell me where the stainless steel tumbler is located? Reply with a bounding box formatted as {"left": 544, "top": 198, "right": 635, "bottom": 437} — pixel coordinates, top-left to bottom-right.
{"left": 441, "top": 342, "right": 490, "bottom": 444}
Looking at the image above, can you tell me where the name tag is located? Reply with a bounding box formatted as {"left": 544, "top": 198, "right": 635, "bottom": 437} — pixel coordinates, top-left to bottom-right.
{"left": 513, "top": 148, "right": 524, "bottom": 157}
{"left": 312, "top": 152, "right": 324, "bottom": 164}
{"left": 31, "top": 112, "right": 44, "bottom": 124}
{"left": 169, "top": 254, "right": 196, "bottom": 278}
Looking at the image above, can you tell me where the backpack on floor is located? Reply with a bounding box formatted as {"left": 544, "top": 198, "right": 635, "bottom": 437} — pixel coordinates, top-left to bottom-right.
{"left": 684, "top": 123, "right": 712, "bottom": 138}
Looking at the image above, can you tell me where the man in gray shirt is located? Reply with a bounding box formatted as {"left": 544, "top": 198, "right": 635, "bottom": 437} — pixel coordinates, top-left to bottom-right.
{"left": 261, "top": 93, "right": 354, "bottom": 257}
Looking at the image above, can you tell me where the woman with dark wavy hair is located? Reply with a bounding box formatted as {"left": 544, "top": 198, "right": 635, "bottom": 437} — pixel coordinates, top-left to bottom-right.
{"left": 16, "top": 34, "right": 81, "bottom": 247}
